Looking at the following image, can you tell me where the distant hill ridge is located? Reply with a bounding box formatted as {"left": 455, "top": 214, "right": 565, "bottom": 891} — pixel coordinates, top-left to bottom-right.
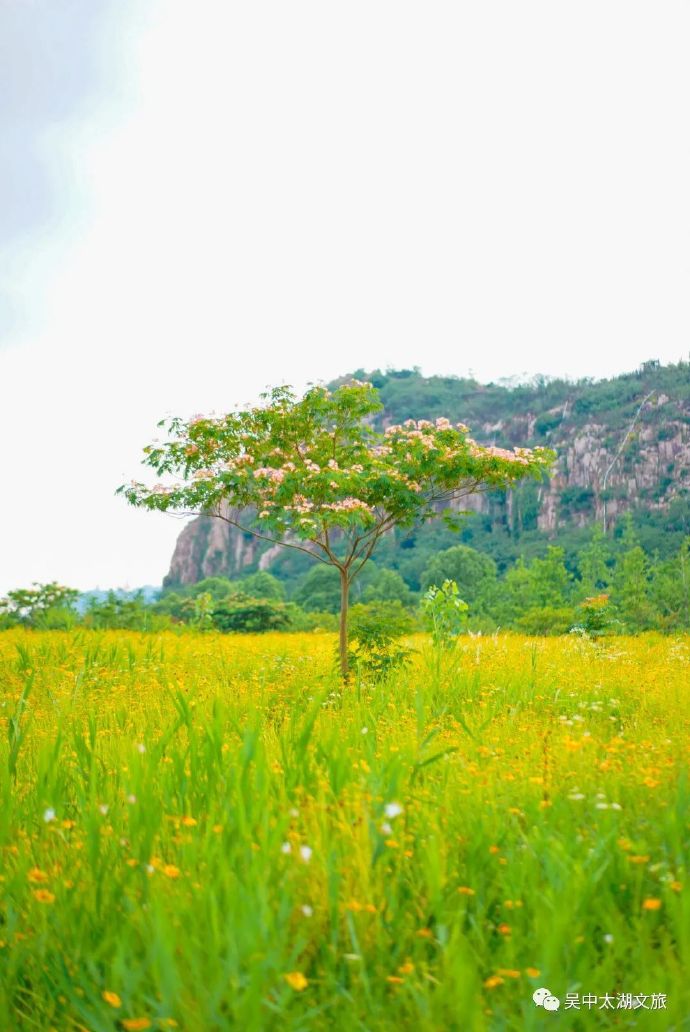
{"left": 165, "top": 361, "right": 690, "bottom": 586}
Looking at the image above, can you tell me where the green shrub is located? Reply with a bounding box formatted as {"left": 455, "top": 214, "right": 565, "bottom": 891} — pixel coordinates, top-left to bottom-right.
{"left": 515, "top": 606, "right": 576, "bottom": 636}
{"left": 211, "top": 594, "right": 293, "bottom": 633}
{"left": 348, "top": 601, "right": 416, "bottom": 677}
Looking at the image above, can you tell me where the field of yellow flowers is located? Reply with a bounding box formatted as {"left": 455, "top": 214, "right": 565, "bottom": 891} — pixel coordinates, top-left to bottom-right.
{"left": 0, "top": 629, "right": 688, "bottom": 1031}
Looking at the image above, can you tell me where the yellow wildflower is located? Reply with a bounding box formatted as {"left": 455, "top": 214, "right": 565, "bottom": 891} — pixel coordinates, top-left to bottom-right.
{"left": 33, "top": 889, "right": 55, "bottom": 904}
{"left": 284, "top": 971, "right": 308, "bottom": 991}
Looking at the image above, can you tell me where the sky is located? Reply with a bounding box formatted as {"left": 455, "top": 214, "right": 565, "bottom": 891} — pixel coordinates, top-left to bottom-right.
{"left": 1, "top": 0, "right": 689, "bottom": 594}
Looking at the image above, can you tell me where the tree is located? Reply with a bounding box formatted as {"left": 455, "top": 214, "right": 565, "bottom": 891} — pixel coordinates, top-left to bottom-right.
{"left": 612, "top": 518, "right": 654, "bottom": 631}
{"left": 119, "top": 381, "right": 552, "bottom": 677}
{"left": 649, "top": 537, "right": 690, "bottom": 630}
{"left": 528, "top": 546, "right": 572, "bottom": 608}
{"left": 495, "top": 547, "right": 573, "bottom": 632}
{"left": 420, "top": 544, "right": 497, "bottom": 611}
{"left": 234, "top": 571, "right": 285, "bottom": 601}
{"left": 210, "top": 594, "right": 292, "bottom": 633}
{"left": 0, "top": 582, "right": 79, "bottom": 628}
{"left": 360, "top": 568, "right": 415, "bottom": 607}
{"left": 577, "top": 524, "right": 611, "bottom": 598}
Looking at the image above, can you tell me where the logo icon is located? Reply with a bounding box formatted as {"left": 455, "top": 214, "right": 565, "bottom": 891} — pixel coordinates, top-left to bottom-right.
{"left": 533, "top": 987, "right": 561, "bottom": 1011}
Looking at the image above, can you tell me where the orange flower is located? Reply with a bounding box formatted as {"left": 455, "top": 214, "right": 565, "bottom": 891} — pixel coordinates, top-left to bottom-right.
{"left": 162, "top": 865, "right": 180, "bottom": 879}
{"left": 642, "top": 898, "right": 662, "bottom": 911}
{"left": 27, "top": 868, "right": 49, "bottom": 884}
{"left": 102, "top": 990, "right": 121, "bottom": 1008}
{"left": 181, "top": 816, "right": 197, "bottom": 827}
{"left": 32, "top": 889, "right": 55, "bottom": 904}
{"left": 458, "top": 886, "right": 475, "bottom": 896}
{"left": 497, "top": 923, "right": 511, "bottom": 935}
{"left": 497, "top": 969, "right": 520, "bottom": 979}
{"left": 386, "top": 975, "right": 404, "bottom": 984}
{"left": 284, "top": 971, "right": 308, "bottom": 991}
{"left": 484, "top": 976, "right": 504, "bottom": 989}
{"left": 670, "top": 881, "right": 682, "bottom": 892}
{"left": 398, "top": 961, "right": 414, "bottom": 975}
{"left": 525, "top": 968, "right": 541, "bottom": 978}
{"left": 121, "top": 1020, "right": 152, "bottom": 1031}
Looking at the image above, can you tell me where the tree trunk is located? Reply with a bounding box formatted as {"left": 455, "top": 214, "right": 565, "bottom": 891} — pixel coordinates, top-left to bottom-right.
{"left": 339, "top": 568, "right": 350, "bottom": 680}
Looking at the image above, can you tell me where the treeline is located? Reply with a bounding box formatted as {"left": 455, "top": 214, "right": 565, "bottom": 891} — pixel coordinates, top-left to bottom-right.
{"left": 2, "top": 517, "right": 689, "bottom": 635}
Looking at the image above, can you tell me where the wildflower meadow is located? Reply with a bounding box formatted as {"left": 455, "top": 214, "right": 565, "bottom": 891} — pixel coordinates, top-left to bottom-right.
{"left": 0, "top": 629, "right": 687, "bottom": 1030}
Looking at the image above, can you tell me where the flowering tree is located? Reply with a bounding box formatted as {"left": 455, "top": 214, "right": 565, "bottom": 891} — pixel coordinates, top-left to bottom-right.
{"left": 119, "top": 381, "right": 553, "bottom": 677}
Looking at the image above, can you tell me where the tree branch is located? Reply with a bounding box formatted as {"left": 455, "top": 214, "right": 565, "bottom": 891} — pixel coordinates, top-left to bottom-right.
{"left": 171, "top": 506, "right": 332, "bottom": 566}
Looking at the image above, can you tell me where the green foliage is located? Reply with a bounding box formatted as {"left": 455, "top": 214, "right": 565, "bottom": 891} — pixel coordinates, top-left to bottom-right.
{"left": 421, "top": 580, "right": 469, "bottom": 648}
{"left": 421, "top": 545, "right": 496, "bottom": 612}
{"left": 515, "top": 606, "right": 577, "bottom": 636}
{"left": 83, "top": 591, "right": 172, "bottom": 631}
{"left": 360, "top": 568, "right": 416, "bottom": 606}
{"left": 572, "top": 594, "right": 616, "bottom": 638}
{"left": 0, "top": 582, "right": 79, "bottom": 629}
{"left": 649, "top": 538, "right": 690, "bottom": 630}
{"left": 210, "top": 594, "right": 293, "bottom": 633}
{"left": 233, "top": 571, "right": 285, "bottom": 601}
{"left": 578, "top": 524, "right": 611, "bottom": 597}
{"left": 611, "top": 517, "right": 656, "bottom": 631}
{"left": 185, "top": 592, "right": 215, "bottom": 631}
{"left": 347, "top": 601, "right": 416, "bottom": 677}
{"left": 292, "top": 565, "right": 342, "bottom": 612}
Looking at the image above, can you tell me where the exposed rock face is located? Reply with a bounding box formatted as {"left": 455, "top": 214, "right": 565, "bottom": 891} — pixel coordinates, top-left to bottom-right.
{"left": 165, "top": 511, "right": 263, "bottom": 586}
{"left": 165, "top": 382, "right": 690, "bottom": 587}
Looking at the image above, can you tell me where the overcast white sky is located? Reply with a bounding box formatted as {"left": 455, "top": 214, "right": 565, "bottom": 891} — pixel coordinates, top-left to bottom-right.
{"left": 1, "top": 0, "right": 689, "bottom": 594}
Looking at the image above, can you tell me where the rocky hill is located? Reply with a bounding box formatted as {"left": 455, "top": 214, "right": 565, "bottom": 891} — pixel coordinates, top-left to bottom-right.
{"left": 165, "top": 361, "right": 690, "bottom": 587}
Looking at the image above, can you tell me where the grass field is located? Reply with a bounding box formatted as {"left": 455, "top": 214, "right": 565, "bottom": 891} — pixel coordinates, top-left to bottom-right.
{"left": 0, "top": 629, "right": 688, "bottom": 1031}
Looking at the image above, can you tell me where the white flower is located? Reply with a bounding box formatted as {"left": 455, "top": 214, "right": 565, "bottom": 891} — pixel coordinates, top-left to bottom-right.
{"left": 610, "top": 802, "right": 622, "bottom": 811}
{"left": 603, "top": 934, "right": 614, "bottom": 944}
{"left": 126, "top": 794, "right": 137, "bottom": 805}
{"left": 136, "top": 743, "right": 146, "bottom": 754}
{"left": 381, "top": 822, "right": 393, "bottom": 836}
{"left": 301, "top": 904, "right": 313, "bottom": 917}
{"left": 98, "top": 804, "right": 109, "bottom": 816}
{"left": 43, "top": 808, "right": 56, "bottom": 823}
{"left": 596, "top": 803, "right": 609, "bottom": 810}
{"left": 145, "top": 864, "right": 155, "bottom": 875}
{"left": 568, "top": 793, "right": 585, "bottom": 801}
{"left": 361, "top": 727, "right": 368, "bottom": 735}
{"left": 384, "top": 802, "right": 403, "bottom": 819}
{"left": 281, "top": 841, "right": 292, "bottom": 854}
{"left": 289, "top": 808, "right": 299, "bottom": 818}
{"left": 299, "top": 845, "right": 313, "bottom": 863}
